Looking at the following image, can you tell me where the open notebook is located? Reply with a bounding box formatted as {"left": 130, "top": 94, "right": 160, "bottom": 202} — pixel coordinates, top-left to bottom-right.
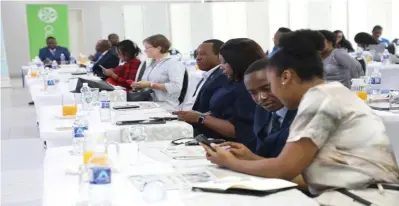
{"left": 192, "top": 178, "right": 297, "bottom": 196}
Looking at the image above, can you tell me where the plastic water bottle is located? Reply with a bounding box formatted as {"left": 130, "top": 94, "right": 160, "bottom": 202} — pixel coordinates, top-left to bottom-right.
{"left": 190, "top": 50, "right": 195, "bottom": 59}
{"left": 72, "top": 112, "right": 89, "bottom": 155}
{"left": 87, "top": 151, "right": 112, "bottom": 205}
{"left": 381, "top": 49, "right": 390, "bottom": 65}
{"left": 99, "top": 91, "right": 111, "bottom": 122}
{"left": 87, "top": 62, "right": 94, "bottom": 76}
{"left": 60, "top": 53, "right": 66, "bottom": 65}
{"left": 51, "top": 60, "right": 58, "bottom": 70}
{"left": 81, "top": 83, "right": 93, "bottom": 111}
{"left": 370, "top": 68, "right": 382, "bottom": 95}
{"left": 70, "top": 55, "right": 76, "bottom": 64}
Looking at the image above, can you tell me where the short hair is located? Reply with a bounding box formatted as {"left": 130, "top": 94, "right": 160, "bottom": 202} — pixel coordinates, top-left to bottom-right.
{"left": 203, "top": 39, "right": 224, "bottom": 55}
{"left": 277, "top": 27, "right": 292, "bottom": 33}
{"left": 108, "top": 33, "right": 118, "bottom": 40}
{"left": 219, "top": 38, "right": 265, "bottom": 81}
{"left": 269, "top": 30, "right": 325, "bottom": 81}
{"left": 245, "top": 58, "right": 269, "bottom": 75}
{"left": 117, "top": 40, "right": 141, "bottom": 60}
{"left": 143, "top": 34, "right": 171, "bottom": 54}
{"left": 372, "top": 25, "right": 383, "bottom": 32}
{"left": 354, "top": 32, "right": 379, "bottom": 45}
{"left": 319, "top": 30, "right": 337, "bottom": 47}
{"left": 46, "top": 36, "right": 56, "bottom": 41}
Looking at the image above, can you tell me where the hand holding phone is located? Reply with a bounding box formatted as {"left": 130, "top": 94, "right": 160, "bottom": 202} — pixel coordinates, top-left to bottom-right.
{"left": 99, "top": 65, "right": 106, "bottom": 71}
{"left": 195, "top": 134, "right": 216, "bottom": 152}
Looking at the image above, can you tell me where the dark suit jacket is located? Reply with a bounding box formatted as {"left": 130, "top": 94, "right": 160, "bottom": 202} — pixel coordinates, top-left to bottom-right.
{"left": 92, "top": 49, "right": 120, "bottom": 78}
{"left": 192, "top": 67, "right": 229, "bottom": 113}
{"left": 195, "top": 81, "right": 258, "bottom": 152}
{"left": 39, "top": 46, "right": 70, "bottom": 62}
{"left": 254, "top": 106, "right": 297, "bottom": 158}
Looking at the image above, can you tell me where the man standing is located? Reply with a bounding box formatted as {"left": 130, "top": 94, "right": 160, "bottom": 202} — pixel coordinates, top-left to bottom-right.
{"left": 38, "top": 36, "right": 71, "bottom": 63}
{"left": 108, "top": 33, "right": 120, "bottom": 54}
{"left": 372, "top": 25, "right": 390, "bottom": 45}
{"left": 267, "top": 27, "right": 291, "bottom": 58}
{"left": 91, "top": 40, "right": 119, "bottom": 78}
{"left": 176, "top": 39, "right": 228, "bottom": 115}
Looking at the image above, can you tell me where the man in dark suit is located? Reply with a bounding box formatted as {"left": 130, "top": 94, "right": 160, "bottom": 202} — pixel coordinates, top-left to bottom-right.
{"left": 175, "top": 39, "right": 229, "bottom": 122}
{"left": 91, "top": 40, "right": 120, "bottom": 78}
{"left": 219, "top": 59, "right": 297, "bottom": 160}
{"left": 38, "top": 36, "right": 71, "bottom": 63}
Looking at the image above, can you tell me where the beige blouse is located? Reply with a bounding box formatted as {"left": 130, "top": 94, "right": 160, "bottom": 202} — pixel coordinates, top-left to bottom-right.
{"left": 287, "top": 82, "right": 399, "bottom": 195}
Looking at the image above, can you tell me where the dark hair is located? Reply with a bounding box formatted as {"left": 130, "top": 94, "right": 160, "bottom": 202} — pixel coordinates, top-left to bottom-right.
{"left": 219, "top": 38, "right": 265, "bottom": 81}
{"left": 277, "top": 27, "right": 292, "bottom": 33}
{"left": 203, "top": 39, "right": 224, "bottom": 55}
{"left": 269, "top": 30, "right": 325, "bottom": 81}
{"left": 319, "top": 30, "right": 337, "bottom": 47}
{"left": 108, "top": 33, "right": 118, "bottom": 40}
{"left": 46, "top": 36, "right": 56, "bottom": 41}
{"left": 144, "top": 34, "right": 171, "bottom": 53}
{"left": 245, "top": 58, "right": 268, "bottom": 75}
{"left": 354, "top": 32, "right": 379, "bottom": 45}
{"left": 117, "top": 40, "right": 141, "bottom": 60}
{"left": 372, "top": 25, "right": 383, "bottom": 32}
{"left": 334, "top": 30, "right": 354, "bottom": 52}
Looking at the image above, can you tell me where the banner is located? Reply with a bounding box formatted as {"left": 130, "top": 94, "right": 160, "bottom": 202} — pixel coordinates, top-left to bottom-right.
{"left": 26, "top": 4, "right": 69, "bottom": 59}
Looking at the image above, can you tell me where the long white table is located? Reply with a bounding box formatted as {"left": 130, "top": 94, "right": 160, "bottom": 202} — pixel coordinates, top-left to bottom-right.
{"left": 373, "top": 110, "right": 399, "bottom": 166}
{"left": 43, "top": 142, "right": 319, "bottom": 206}
{"left": 366, "top": 62, "right": 399, "bottom": 90}
{"left": 39, "top": 103, "right": 193, "bottom": 148}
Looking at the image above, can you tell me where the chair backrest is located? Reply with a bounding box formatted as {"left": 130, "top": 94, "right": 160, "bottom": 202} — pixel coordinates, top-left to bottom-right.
{"left": 355, "top": 57, "right": 367, "bottom": 74}
{"left": 387, "top": 44, "right": 396, "bottom": 55}
{"left": 178, "top": 70, "right": 189, "bottom": 105}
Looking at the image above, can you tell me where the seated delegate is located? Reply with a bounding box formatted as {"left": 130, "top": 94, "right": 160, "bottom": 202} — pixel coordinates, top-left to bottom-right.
{"left": 131, "top": 34, "right": 185, "bottom": 110}
{"left": 319, "top": 30, "right": 363, "bottom": 88}
{"left": 38, "top": 36, "right": 70, "bottom": 63}
{"left": 176, "top": 39, "right": 228, "bottom": 115}
{"left": 91, "top": 40, "right": 120, "bottom": 78}
{"left": 178, "top": 38, "right": 264, "bottom": 152}
{"left": 102, "top": 40, "right": 141, "bottom": 90}
{"left": 202, "top": 30, "right": 399, "bottom": 206}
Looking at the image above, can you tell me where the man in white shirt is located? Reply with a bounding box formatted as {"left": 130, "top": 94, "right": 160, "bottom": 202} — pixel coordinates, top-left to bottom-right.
{"left": 176, "top": 39, "right": 228, "bottom": 122}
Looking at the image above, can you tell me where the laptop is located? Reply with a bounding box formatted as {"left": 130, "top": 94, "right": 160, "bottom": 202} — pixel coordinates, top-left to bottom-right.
{"left": 71, "top": 77, "right": 115, "bottom": 93}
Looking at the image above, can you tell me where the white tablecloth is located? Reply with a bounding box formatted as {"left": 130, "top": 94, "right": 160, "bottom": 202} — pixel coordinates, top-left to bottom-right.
{"left": 373, "top": 110, "right": 399, "bottom": 166}
{"left": 366, "top": 62, "right": 399, "bottom": 90}
{"left": 43, "top": 142, "right": 319, "bottom": 206}
{"left": 39, "top": 104, "right": 193, "bottom": 148}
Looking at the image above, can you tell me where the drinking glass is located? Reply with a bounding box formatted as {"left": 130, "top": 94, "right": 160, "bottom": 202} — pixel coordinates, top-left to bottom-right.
{"left": 62, "top": 93, "right": 78, "bottom": 116}
{"left": 90, "top": 88, "right": 100, "bottom": 107}
{"left": 128, "top": 126, "right": 147, "bottom": 165}
{"left": 389, "top": 90, "right": 399, "bottom": 113}
{"left": 142, "top": 180, "right": 166, "bottom": 203}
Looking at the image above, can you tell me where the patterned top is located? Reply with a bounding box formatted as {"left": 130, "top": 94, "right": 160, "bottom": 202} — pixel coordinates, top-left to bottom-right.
{"left": 112, "top": 58, "right": 141, "bottom": 89}
{"left": 287, "top": 82, "right": 399, "bottom": 195}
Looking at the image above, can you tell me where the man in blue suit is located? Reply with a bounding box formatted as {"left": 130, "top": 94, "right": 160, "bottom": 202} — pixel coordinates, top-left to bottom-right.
{"left": 176, "top": 39, "right": 228, "bottom": 114}
{"left": 219, "top": 59, "right": 297, "bottom": 159}
{"left": 38, "top": 36, "right": 70, "bottom": 63}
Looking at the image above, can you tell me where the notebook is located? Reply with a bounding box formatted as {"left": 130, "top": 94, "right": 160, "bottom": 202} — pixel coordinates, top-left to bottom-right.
{"left": 192, "top": 178, "right": 297, "bottom": 196}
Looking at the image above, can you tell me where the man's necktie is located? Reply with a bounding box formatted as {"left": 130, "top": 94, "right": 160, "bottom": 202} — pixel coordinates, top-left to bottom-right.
{"left": 192, "top": 78, "right": 205, "bottom": 97}
{"left": 270, "top": 112, "right": 281, "bottom": 134}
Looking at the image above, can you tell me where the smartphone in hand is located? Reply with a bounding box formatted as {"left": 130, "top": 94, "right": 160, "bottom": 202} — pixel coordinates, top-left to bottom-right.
{"left": 195, "top": 134, "right": 216, "bottom": 152}
{"left": 99, "top": 65, "right": 106, "bottom": 72}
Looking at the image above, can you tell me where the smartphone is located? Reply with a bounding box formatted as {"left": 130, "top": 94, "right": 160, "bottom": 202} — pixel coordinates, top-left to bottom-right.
{"left": 116, "top": 120, "right": 144, "bottom": 125}
{"left": 99, "top": 65, "right": 106, "bottom": 71}
{"left": 113, "top": 105, "right": 140, "bottom": 110}
{"left": 194, "top": 134, "right": 216, "bottom": 152}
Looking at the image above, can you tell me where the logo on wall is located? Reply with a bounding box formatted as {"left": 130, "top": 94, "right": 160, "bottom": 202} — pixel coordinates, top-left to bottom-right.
{"left": 37, "top": 7, "right": 58, "bottom": 38}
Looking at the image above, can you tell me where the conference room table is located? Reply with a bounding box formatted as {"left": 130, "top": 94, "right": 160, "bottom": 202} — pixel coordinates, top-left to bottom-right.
{"left": 43, "top": 141, "right": 320, "bottom": 206}
{"left": 366, "top": 62, "right": 399, "bottom": 90}
{"left": 39, "top": 103, "right": 193, "bottom": 148}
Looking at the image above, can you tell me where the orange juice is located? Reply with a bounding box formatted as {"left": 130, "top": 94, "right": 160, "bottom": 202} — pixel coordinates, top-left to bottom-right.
{"left": 62, "top": 105, "right": 77, "bottom": 116}
{"left": 31, "top": 71, "right": 38, "bottom": 77}
{"left": 84, "top": 151, "right": 108, "bottom": 165}
{"left": 356, "top": 91, "right": 368, "bottom": 100}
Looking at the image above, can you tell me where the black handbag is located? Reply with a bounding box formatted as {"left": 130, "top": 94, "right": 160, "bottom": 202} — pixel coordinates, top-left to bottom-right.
{"left": 126, "top": 89, "right": 153, "bottom": 101}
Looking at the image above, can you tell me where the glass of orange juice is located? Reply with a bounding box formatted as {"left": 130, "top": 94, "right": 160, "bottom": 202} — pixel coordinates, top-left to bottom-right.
{"left": 356, "top": 91, "right": 368, "bottom": 100}
{"left": 62, "top": 93, "right": 78, "bottom": 116}
{"left": 30, "top": 67, "right": 39, "bottom": 78}
{"left": 83, "top": 131, "right": 120, "bottom": 164}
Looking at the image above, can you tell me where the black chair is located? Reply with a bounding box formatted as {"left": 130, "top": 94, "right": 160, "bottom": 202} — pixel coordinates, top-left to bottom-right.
{"left": 387, "top": 44, "right": 396, "bottom": 55}
{"left": 178, "top": 70, "right": 189, "bottom": 105}
{"left": 355, "top": 57, "right": 367, "bottom": 74}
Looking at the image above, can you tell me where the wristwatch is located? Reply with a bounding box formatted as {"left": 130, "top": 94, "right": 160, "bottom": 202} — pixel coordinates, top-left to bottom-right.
{"left": 197, "top": 113, "right": 206, "bottom": 124}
